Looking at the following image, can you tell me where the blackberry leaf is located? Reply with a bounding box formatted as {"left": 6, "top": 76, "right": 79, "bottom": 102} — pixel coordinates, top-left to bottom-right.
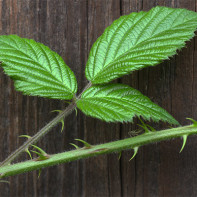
{"left": 85, "top": 6, "right": 197, "bottom": 84}
{"left": 77, "top": 84, "right": 179, "bottom": 125}
{"left": 0, "top": 35, "right": 77, "bottom": 100}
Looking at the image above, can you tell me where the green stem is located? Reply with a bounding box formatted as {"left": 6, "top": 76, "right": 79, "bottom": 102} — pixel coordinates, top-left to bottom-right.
{"left": 0, "top": 82, "right": 92, "bottom": 167}
{"left": 0, "top": 102, "right": 76, "bottom": 167}
{"left": 0, "top": 125, "right": 196, "bottom": 178}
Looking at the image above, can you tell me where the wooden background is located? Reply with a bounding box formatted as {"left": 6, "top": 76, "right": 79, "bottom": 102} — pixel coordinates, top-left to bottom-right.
{"left": 0, "top": 0, "right": 196, "bottom": 196}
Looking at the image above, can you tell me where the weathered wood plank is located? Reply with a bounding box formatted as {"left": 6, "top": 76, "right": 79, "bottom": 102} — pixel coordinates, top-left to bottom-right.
{"left": 158, "top": 1, "right": 197, "bottom": 197}
{"left": 121, "top": 0, "right": 197, "bottom": 197}
{"left": 0, "top": 0, "right": 197, "bottom": 196}
{"left": 0, "top": 0, "right": 87, "bottom": 196}
{"left": 83, "top": 1, "right": 122, "bottom": 196}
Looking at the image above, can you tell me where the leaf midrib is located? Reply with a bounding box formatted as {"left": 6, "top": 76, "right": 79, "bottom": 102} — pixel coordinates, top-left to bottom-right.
{"left": 79, "top": 97, "right": 171, "bottom": 121}
{"left": 0, "top": 38, "right": 71, "bottom": 91}
{"left": 90, "top": 9, "right": 196, "bottom": 82}
{"left": 2, "top": 60, "right": 68, "bottom": 90}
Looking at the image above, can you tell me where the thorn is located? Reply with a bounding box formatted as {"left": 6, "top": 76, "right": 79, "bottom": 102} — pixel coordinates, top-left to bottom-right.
{"left": 60, "top": 119, "right": 64, "bottom": 133}
{"left": 146, "top": 124, "right": 156, "bottom": 132}
{"left": 51, "top": 110, "right": 62, "bottom": 113}
{"left": 138, "top": 118, "right": 150, "bottom": 133}
{"left": 180, "top": 135, "right": 188, "bottom": 153}
{"left": 69, "top": 143, "right": 79, "bottom": 149}
{"left": 118, "top": 152, "right": 122, "bottom": 160}
{"left": 129, "top": 147, "right": 138, "bottom": 161}
{"left": 51, "top": 110, "right": 65, "bottom": 132}
{"left": 31, "top": 145, "right": 47, "bottom": 156}
{"left": 19, "top": 135, "right": 31, "bottom": 139}
{"left": 187, "top": 118, "right": 197, "bottom": 127}
{"left": 137, "top": 124, "right": 149, "bottom": 133}
{"left": 38, "top": 169, "right": 42, "bottom": 179}
{"left": 31, "top": 152, "right": 50, "bottom": 161}
{"left": 31, "top": 150, "right": 43, "bottom": 157}
{"left": 75, "top": 139, "right": 92, "bottom": 148}
{"left": 25, "top": 148, "right": 32, "bottom": 160}
{"left": 75, "top": 108, "right": 78, "bottom": 116}
{"left": 31, "top": 145, "right": 50, "bottom": 161}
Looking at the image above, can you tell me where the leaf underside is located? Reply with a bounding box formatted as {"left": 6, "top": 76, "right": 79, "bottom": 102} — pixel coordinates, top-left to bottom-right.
{"left": 77, "top": 84, "right": 179, "bottom": 125}
{"left": 85, "top": 6, "right": 197, "bottom": 84}
{"left": 0, "top": 35, "right": 77, "bottom": 100}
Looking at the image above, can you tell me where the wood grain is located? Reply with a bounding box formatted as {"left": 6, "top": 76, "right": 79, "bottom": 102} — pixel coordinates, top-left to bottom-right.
{"left": 0, "top": 0, "right": 197, "bottom": 196}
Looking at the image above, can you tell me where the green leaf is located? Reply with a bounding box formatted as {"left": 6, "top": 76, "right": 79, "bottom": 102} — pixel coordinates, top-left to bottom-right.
{"left": 77, "top": 84, "right": 179, "bottom": 125}
{"left": 0, "top": 35, "right": 77, "bottom": 100}
{"left": 85, "top": 6, "right": 197, "bottom": 84}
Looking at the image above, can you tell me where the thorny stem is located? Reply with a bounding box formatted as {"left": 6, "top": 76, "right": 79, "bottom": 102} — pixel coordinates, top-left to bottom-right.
{"left": 0, "top": 82, "right": 92, "bottom": 167}
{"left": 0, "top": 125, "right": 197, "bottom": 178}
{"left": 0, "top": 103, "right": 76, "bottom": 167}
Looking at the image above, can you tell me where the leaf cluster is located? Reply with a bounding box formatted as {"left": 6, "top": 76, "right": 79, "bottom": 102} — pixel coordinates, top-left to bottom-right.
{"left": 1, "top": 6, "right": 197, "bottom": 124}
